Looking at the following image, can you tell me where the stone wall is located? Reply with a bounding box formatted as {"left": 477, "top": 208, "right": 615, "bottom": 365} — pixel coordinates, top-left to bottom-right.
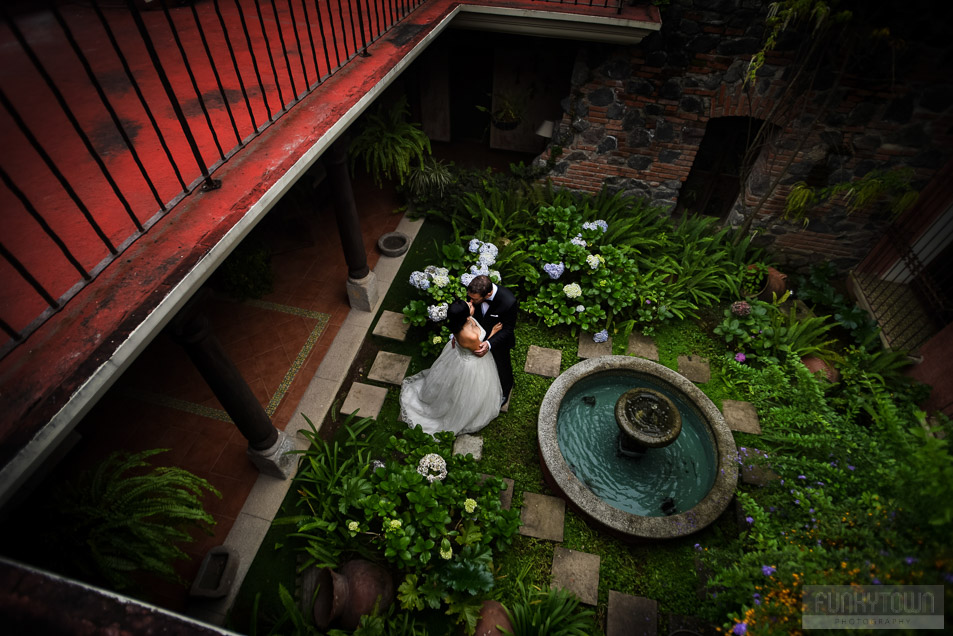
{"left": 537, "top": 0, "right": 953, "bottom": 271}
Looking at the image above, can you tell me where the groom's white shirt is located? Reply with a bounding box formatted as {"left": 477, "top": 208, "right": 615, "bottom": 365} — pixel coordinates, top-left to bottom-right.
{"left": 481, "top": 284, "right": 498, "bottom": 316}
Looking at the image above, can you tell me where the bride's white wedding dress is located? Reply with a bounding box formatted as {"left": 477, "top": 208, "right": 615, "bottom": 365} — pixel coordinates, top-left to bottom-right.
{"left": 400, "top": 321, "right": 502, "bottom": 436}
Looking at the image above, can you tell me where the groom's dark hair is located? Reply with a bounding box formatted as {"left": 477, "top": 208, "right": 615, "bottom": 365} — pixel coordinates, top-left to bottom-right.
{"left": 447, "top": 300, "right": 470, "bottom": 334}
{"left": 467, "top": 275, "right": 492, "bottom": 296}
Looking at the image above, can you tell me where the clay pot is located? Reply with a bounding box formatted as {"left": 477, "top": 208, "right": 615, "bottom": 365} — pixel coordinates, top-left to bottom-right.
{"left": 471, "top": 600, "right": 514, "bottom": 636}
{"left": 801, "top": 355, "right": 840, "bottom": 382}
{"left": 745, "top": 265, "right": 787, "bottom": 302}
{"left": 312, "top": 560, "right": 394, "bottom": 631}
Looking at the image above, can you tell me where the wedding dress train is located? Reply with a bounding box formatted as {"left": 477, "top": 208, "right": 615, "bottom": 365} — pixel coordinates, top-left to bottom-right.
{"left": 400, "top": 323, "right": 502, "bottom": 436}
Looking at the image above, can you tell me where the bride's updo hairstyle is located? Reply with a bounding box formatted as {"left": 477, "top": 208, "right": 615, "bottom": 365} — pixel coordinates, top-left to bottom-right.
{"left": 446, "top": 299, "right": 470, "bottom": 335}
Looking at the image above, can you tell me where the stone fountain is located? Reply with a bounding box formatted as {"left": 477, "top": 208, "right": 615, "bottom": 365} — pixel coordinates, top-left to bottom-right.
{"left": 538, "top": 356, "right": 738, "bottom": 539}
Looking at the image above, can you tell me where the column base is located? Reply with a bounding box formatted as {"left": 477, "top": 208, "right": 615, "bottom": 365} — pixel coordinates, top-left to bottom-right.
{"left": 246, "top": 431, "right": 297, "bottom": 479}
{"left": 346, "top": 271, "right": 379, "bottom": 312}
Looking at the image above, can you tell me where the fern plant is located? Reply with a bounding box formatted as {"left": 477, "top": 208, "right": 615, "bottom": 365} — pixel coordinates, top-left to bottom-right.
{"left": 349, "top": 95, "right": 431, "bottom": 187}
{"left": 42, "top": 448, "right": 220, "bottom": 591}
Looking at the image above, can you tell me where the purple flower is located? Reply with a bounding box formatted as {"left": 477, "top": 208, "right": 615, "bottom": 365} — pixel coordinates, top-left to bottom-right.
{"left": 872, "top": 578, "right": 881, "bottom": 584}
{"left": 745, "top": 516, "right": 754, "bottom": 524}
{"left": 848, "top": 465, "right": 855, "bottom": 471}
{"left": 694, "top": 543, "right": 702, "bottom": 551}
{"left": 798, "top": 475, "right": 806, "bottom": 479}
{"left": 732, "top": 623, "right": 748, "bottom": 635}
{"left": 942, "top": 574, "right": 953, "bottom": 584}
{"left": 542, "top": 262, "right": 565, "bottom": 280}
{"left": 794, "top": 499, "right": 800, "bottom": 504}
{"left": 735, "top": 352, "right": 747, "bottom": 363}
{"left": 645, "top": 299, "right": 652, "bottom": 304}
{"left": 593, "top": 329, "right": 609, "bottom": 343}
{"left": 762, "top": 565, "right": 776, "bottom": 576}
{"left": 905, "top": 556, "right": 917, "bottom": 565}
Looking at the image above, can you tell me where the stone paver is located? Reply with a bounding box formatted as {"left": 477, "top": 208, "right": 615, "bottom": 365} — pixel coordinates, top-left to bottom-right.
{"left": 551, "top": 547, "right": 600, "bottom": 606}
{"left": 340, "top": 382, "right": 388, "bottom": 420}
{"left": 453, "top": 434, "right": 483, "bottom": 460}
{"left": 524, "top": 345, "right": 562, "bottom": 378}
{"left": 626, "top": 332, "right": 659, "bottom": 361}
{"left": 607, "top": 591, "right": 657, "bottom": 636}
{"left": 481, "top": 475, "right": 515, "bottom": 510}
{"left": 677, "top": 354, "right": 710, "bottom": 383}
{"left": 519, "top": 492, "right": 565, "bottom": 541}
{"left": 722, "top": 399, "right": 761, "bottom": 435}
{"left": 366, "top": 351, "right": 411, "bottom": 385}
{"left": 577, "top": 331, "right": 612, "bottom": 359}
{"left": 738, "top": 446, "right": 778, "bottom": 486}
{"left": 371, "top": 310, "right": 410, "bottom": 341}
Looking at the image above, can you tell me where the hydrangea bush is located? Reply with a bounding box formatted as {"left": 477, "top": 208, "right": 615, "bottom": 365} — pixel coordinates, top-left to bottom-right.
{"left": 282, "top": 415, "right": 521, "bottom": 633}
{"left": 402, "top": 240, "right": 502, "bottom": 357}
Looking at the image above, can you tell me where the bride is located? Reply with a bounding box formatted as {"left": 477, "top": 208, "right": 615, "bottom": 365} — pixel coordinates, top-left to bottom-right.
{"left": 400, "top": 299, "right": 502, "bottom": 436}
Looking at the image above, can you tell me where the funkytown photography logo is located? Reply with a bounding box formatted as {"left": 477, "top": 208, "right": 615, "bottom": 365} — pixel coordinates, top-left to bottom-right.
{"left": 803, "top": 585, "right": 944, "bottom": 630}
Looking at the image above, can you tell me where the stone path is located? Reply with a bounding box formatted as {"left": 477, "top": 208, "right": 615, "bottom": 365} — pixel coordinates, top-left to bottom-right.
{"left": 337, "top": 322, "right": 755, "bottom": 635}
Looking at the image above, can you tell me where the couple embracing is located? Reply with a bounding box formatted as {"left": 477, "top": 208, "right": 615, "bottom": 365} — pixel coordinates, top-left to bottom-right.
{"left": 399, "top": 275, "right": 517, "bottom": 436}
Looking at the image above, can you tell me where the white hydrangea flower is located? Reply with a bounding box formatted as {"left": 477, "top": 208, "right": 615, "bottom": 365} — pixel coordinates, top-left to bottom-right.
{"left": 427, "top": 303, "right": 448, "bottom": 322}
{"left": 417, "top": 453, "right": 448, "bottom": 483}
{"left": 563, "top": 283, "right": 582, "bottom": 299}
{"left": 460, "top": 273, "right": 475, "bottom": 287}
{"left": 571, "top": 234, "right": 587, "bottom": 247}
{"left": 470, "top": 263, "right": 489, "bottom": 276}
{"left": 478, "top": 252, "right": 496, "bottom": 267}
{"left": 586, "top": 254, "right": 600, "bottom": 270}
{"left": 468, "top": 238, "right": 483, "bottom": 253}
{"left": 576, "top": 305, "right": 585, "bottom": 313}
{"left": 432, "top": 274, "right": 450, "bottom": 288}
{"left": 489, "top": 270, "right": 501, "bottom": 283}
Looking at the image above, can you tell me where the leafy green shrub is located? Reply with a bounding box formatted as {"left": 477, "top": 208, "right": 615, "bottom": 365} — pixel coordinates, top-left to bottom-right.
{"left": 39, "top": 449, "right": 219, "bottom": 592}
{"left": 705, "top": 355, "right": 951, "bottom": 635}
{"left": 349, "top": 95, "right": 431, "bottom": 187}
{"left": 714, "top": 292, "right": 838, "bottom": 364}
{"left": 793, "top": 262, "right": 878, "bottom": 344}
{"left": 279, "top": 415, "right": 521, "bottom": 634}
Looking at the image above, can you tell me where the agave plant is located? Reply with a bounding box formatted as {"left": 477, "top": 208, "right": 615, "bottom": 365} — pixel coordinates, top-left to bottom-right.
{"left": 42, "top": 448, "right": 220, "bottom": 591}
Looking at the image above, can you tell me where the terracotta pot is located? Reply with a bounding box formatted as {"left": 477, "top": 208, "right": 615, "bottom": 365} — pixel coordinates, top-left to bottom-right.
{"left": 312, "top": 560, "right": 394, "bottom": 631}
{"left": 801, "top": 355, "right": 840, "bottom": 382}
{"left": 755, "top": 266, "right": 787, "bottom": 302}
{"left": 471, "top": 600, "right": 513, "bottom": 636}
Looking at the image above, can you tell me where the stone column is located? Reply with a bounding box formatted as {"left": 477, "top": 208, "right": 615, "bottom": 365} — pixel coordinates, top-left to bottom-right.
{"left": 169, "top": 300, "right": 296, "bottom": 479}
{"left": 323, "top": 138, "right": 378, "bottom": 311}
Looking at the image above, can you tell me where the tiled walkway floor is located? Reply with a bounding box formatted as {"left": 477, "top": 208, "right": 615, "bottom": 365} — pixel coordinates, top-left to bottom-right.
{"left": 53, "top": 171, "right": 402, "bottom": 611}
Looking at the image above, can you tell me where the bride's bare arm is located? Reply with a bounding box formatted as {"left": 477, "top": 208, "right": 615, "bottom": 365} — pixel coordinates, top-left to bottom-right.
{"left": 490, "top": 323, "right": 502, "bottom": 337}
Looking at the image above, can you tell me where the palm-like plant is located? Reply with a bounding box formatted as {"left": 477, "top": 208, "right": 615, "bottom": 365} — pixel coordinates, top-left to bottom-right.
{"left": 349, "top": 95, "right": 431, "bottom": 187}
{"left": 43, "top": 448, "right": 220, "bottom": 591}
{"left": 501, "top": 566, "right": 596, "bottom": 636}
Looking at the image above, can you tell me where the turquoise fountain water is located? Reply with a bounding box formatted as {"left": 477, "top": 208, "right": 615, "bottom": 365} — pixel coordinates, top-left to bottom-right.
{"left": 558, "top": 373, "right": 717, "bottom": 517}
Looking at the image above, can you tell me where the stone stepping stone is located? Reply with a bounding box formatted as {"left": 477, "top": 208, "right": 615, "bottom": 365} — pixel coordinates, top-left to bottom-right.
{"left": 519, "top": 492, "right": 565, "bottom": 542}
{"left": 607, "top": 591, "right": 657, "bottom": 636}
{"left": 677, "top": 354, "right": 710, "bottom": 383}
{"left": 372, "top": 310, "right": 409, "bottom": 341}
{"left": 481, "top": 474, "right": 515, "bottom": 510}
{"left": 524, "top": 345, "right": 562, "bottom": 378}
{"left": 722, "top": 399, "right": 761, "bottom": 435}
{"left": 340, "top": 382, "right": 388, "bottom": 420}
{"left": 453, "top": 434, "right": 483, "bottom": 460}
{"left": 551, "top": 547, "right": 600, "bottom": 606}
{"left": 578, "top": 331, "right": 612, "bottom": 359}
{"left": 626, "top": 332, "right": 659, "bottom": 361}
{"left": 738, "top": 446, "right": 779, "bottom": 486}
{"left": 366, "top": 351, "right": 411, "bottom": 385}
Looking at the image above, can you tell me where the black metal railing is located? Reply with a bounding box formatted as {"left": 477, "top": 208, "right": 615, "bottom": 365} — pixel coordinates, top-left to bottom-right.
{"left": 0, "top": 0, "right": 424, "bottom": 359}
{"left": 851, "top": 211, "right": 953, "bottom": 353}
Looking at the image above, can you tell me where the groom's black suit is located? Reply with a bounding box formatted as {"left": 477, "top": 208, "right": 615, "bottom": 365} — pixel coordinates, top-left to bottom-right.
{"left": 474, "top": 284, "right": 518, "bottom": 403}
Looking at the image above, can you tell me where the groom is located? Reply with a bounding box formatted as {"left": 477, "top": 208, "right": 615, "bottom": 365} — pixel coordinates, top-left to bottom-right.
{"left": 467, "top": 275, "right": 518, "bottom": 407}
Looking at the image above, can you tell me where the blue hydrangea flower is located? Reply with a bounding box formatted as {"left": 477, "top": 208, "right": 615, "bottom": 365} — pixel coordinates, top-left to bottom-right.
{"left": 470, "top": 263, "right": 490, "bottom": 276}
{"left": 479, "top": 242, "right": 499, "bottom": 258}
{"left": 542, "top": 262, "right": 565, "bottom": 280}
{"left": 593, "top": 329, "right": 609, "bottom": 343}
{"left": 468, "top": 238, "right": 483, "bottom": 253}
{"left": 570, "top": 234, "right": 587, "bottom": 247}
{"left": 594, "top": 219, "right": 608, "bottom": 232}
{"left": 460, "top": 273, "right": 475, "bottom": 287}
{"left": 409, "top": 271, "right": 430, "bottom": 290}
{"left": 478, "top": 252, "right": 496, "bottom": 267}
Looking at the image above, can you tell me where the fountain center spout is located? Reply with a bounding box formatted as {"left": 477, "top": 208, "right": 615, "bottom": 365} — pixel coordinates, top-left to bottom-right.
{"left": 615, "top": 388, "right": 682, "bottom": 458}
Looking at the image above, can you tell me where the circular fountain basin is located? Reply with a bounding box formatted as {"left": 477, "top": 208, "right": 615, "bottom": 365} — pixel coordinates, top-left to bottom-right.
{"left": 538, "top": 356, "right": 738, "bottom": 540}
